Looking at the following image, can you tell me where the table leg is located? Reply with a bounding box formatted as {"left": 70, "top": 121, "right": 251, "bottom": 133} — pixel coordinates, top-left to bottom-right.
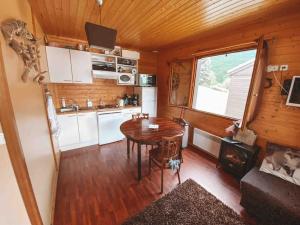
{"left": 127, "top": 138, "right": 130, "bottom": 158}
{"left": 137, "top": 143, "right": 141, "bottom": 181}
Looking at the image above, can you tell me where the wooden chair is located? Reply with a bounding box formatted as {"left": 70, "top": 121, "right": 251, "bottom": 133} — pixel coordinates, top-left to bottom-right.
{"left": 172, "top": 117, "right": 186, "bottom": 163}
{"left": 149, "top": 134, "right": 183, "bottom": 193}
{"left": 132, "top": 113, "right": 149, "bottom": 120}
{"left": 131, "top": 113, "right": 150, "bottom": 151}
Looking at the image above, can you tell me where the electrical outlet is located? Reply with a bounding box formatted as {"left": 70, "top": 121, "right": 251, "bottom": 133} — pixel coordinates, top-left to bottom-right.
{"left": 280, "top": 65, "right": 288, "bottom": 71}
{"left": 267, "top": 65, "right": 279, "bottom": 72}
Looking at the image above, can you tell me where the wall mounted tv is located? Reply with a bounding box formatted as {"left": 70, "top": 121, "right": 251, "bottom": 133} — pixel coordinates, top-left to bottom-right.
{"left": 85, "top": 22, "right": 117, "bottom": 50}
{"left": 286, "top": 76, "right": 300, "bottom": 107}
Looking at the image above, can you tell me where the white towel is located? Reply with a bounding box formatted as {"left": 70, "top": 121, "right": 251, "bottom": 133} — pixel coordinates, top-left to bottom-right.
{"left": 46, "top": 95, "right": 60, "bottom": 137}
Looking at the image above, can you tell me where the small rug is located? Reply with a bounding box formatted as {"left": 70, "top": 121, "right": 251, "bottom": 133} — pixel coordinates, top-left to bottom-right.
{"left": 122, "top": 179, "right": 247, "bottom": 225}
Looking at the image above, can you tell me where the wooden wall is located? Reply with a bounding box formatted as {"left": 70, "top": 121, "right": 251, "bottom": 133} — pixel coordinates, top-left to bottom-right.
{"left": 157, "top": 10, "right": 300, "bottom": 151}
{"left": 48, "top": 50, "right": 157, "bottom": 108}
{"left": 48, "top": 79, "right": 133, "bottom": 108}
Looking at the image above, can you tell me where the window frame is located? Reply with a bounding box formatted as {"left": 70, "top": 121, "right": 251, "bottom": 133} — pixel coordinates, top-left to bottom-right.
{"left": 168, "top": 57, "right": 196, "bottom": 108}
{"left": 188, "top": 42, "right": 259, "bottom": 120}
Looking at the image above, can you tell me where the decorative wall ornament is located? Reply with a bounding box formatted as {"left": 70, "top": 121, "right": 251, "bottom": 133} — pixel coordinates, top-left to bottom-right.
{"left": 169, "top": 59, "right": 193, "bottom": 107}
{"left": 1, "top": 19, "right": 47, "bottom": 84}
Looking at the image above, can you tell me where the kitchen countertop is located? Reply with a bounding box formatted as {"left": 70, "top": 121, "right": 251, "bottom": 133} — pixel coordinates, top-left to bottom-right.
{"left": 56, "top": 105, "right": 141, "bottom": 115}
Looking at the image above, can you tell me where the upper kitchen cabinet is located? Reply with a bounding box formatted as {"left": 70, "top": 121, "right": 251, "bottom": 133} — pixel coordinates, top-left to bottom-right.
{"left": 46, "top": 46, "right": 73, "bottom": 83}
{"left": 46, "top": 46, "right": 92, "bottom": 84}
{"left": 70, "top": 49, "right": 93, "bottom": 84}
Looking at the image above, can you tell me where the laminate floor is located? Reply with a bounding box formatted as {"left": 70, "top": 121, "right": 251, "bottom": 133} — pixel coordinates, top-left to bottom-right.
{"left": 53, "top": 141, "right": 257, "bottom": 225}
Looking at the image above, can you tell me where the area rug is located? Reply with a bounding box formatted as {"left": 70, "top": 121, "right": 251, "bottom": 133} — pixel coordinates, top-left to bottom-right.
{"left": 122, "top": 179, "right": 247, "bottom": 225}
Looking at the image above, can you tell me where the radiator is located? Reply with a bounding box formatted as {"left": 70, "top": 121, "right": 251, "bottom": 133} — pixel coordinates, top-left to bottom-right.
{"left": 193, "top": 128, "right": 221, "bottom": 158}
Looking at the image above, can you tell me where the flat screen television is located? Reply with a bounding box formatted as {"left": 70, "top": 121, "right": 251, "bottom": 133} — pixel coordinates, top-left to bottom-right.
{"left": 85, "top": 22, "right": 117, "bottom": 50}
{"left": 286, "top": 76, "right": 300, "bottom": 107}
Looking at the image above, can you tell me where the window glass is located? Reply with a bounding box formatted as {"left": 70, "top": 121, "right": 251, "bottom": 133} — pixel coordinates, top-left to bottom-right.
{"left": 192, "top": 49, "right": 257, "bottom": 119}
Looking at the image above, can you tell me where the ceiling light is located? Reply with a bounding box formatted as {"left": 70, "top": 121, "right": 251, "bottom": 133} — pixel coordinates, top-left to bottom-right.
{"left": 96, "top": 0, "right": 103, "bottom": 6}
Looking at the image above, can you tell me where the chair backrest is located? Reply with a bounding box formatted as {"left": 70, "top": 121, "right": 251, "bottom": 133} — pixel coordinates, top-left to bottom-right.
{"left": 132, "top": 113, "right": 149, "bottom": 119}
{"left": 172, "top": 117, "right": 187, "bottom": 127}
{"left": 160, "top": 134, "right": 183, "bottom": 160}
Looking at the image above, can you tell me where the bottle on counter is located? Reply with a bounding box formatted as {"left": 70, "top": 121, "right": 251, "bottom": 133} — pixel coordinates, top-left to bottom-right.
{"left": 61, "top": 97, "right": 66, "bottom": 108}
{"left": 123, "top": 94, "right": 129, "bottom": 105}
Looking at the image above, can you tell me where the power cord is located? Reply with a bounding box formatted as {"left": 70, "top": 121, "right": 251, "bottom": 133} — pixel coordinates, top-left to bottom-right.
{"left": 272, "top": 71, "right": 289, "bottom": 94}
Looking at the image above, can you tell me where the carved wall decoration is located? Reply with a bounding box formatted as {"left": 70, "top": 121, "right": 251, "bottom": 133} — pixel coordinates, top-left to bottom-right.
{"left": 1, "top": 19, "right": 46, "bottom": 84}
{"left": 169, "top": 59, "right": 193, "bottom": 107}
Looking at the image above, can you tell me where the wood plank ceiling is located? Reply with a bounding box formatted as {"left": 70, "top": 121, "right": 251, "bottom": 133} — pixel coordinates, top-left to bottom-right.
{"left": 28, "top": 0, "right": 299, "bottom": 50}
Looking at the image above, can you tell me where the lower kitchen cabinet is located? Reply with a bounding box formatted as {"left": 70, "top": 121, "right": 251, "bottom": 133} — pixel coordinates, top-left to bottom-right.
{"left": 57, "top": 114, "right": 80, "bottom": 148}
{"left": 77, "top": 112, "right": 98, "bottom": 144}
{"left": 57, "top": 112, "right": 98, "bottom": 151}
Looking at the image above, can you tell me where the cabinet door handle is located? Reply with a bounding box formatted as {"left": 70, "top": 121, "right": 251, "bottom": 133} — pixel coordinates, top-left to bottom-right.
{"left": 74, "top": 80, "right": 83, "bottom": 82}
{"left": 63, "top": 80, "right": 72, "bottom": 82}
{"left": 68, "top": 115, "right": 77, "bottom": 117}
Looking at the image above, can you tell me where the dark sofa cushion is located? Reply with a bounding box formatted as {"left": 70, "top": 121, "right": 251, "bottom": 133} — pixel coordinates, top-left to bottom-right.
{"left": 240, "top": 167, "right": 300, "bottom": 225}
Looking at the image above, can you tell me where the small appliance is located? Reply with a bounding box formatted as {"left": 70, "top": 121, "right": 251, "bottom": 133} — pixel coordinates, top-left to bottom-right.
{"left": 118, "top": 73, "right": 135, "bottom": 85}
{"left": 138, "top": 74, "right": 156, "bottom": 86}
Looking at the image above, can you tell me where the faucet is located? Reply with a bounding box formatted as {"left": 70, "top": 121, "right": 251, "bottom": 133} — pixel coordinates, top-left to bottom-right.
{"left": 69, "top": 99, "right": 79, "bottom": 111}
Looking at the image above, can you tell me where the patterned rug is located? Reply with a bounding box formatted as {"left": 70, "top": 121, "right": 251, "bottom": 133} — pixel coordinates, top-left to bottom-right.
{"left": 122, "top": 179, "right": 247, "bottom": 225}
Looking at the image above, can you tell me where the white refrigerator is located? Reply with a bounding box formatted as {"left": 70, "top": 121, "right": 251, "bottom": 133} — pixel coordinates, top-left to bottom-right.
{"left": 134, "top": 87, "right": 157, "bottom": 117}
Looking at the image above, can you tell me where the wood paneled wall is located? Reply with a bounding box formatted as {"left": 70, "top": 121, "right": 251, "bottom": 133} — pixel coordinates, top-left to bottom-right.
{"left": 48, "top": 79, "right": 134, "bottom": 108}
{"left": 47, "top": 48, "right": 157, "bottom": 109}
{"left": 157, "top": 10, "right": 300, "bottom": 152}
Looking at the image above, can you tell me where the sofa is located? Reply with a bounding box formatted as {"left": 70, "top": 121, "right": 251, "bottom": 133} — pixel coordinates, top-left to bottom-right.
{"left": 240, "top": 167, "right": 300, "bottom": 225}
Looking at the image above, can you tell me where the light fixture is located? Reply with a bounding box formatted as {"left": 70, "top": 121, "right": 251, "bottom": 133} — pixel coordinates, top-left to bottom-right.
{"left": 96, "top": 0, "right": 103, "bottom": 6}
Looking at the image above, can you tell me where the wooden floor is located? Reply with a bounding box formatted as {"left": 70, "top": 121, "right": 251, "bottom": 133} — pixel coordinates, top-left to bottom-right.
{"left": 53, "top": 141, "right": 257, "bottom": 225}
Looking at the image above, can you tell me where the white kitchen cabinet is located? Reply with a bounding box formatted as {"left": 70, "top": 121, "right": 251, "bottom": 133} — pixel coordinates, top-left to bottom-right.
{"left": 57, "top": 114, "right": 80, "bottom": 148}
{"left": 70, "top": 50, "right": 93, "bottom": 84}
{"left": 77, "top": 112, "right": 98, "bottom": 144}
{"left": 58, "top": 112, "right": 99, "bottom": 151}
{"left": 46, "top": 46, "right": 73, "bottom": 83}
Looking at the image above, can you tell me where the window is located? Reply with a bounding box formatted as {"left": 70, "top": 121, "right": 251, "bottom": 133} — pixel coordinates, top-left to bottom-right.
{"left": 192, "top": 49, "right": 257, "bottom": 119}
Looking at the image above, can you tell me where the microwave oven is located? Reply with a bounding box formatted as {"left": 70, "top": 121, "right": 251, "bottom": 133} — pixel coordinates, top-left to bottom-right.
{"left": 138, "top": 74, "right": 156, "bottom": 86}
{"left": 118, "top": 73, "right": 135, "bottom": 85}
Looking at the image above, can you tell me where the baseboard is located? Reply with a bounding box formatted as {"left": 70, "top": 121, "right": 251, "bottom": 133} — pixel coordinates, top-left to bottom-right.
{"left": 59, "top": 140, "right": 98, "bottom": 151}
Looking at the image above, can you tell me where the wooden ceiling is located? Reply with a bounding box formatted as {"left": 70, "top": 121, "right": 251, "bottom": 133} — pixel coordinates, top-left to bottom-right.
{"left": 28, "top": 0, "right": 299, "bottom": 50}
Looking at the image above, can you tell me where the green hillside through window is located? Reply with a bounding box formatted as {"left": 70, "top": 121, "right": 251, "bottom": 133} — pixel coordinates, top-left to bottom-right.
{"left": 211, "top": 50, "right": 257, "bottom": 83}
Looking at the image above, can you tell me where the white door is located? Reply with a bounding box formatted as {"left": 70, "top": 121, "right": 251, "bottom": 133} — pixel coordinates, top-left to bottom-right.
{"left": 70, "top": 50, "right": 93, "bottom": 84}
{"left": 77, "top": 112, "right": 98, "bottom": 144}
{"left": 57, "top": 114, "right": 80, "bottom": 148}
{"left": 98, "top": 112, "right": 124, "bottom": 145}
{"left": 46, "top": 46, "right": 73, "bottom": 83}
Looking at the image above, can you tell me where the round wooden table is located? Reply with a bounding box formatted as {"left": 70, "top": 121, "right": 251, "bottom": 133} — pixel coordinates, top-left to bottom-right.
{"left": 120, "top": 117, "right": 184, "bottom": 180}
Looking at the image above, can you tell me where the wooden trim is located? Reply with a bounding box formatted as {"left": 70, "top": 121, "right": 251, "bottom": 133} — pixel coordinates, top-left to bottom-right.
{"left": 187, "top": 57, "right": 197, "bottom": 108}
{"left": 193, "top": 42, "right": 258, "bottom": 58}
{"left": 241, "top": 37, "right": 266, "bottom": 129}
{"left": 0, "top": 42, "right": 43, "bottom": 225}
